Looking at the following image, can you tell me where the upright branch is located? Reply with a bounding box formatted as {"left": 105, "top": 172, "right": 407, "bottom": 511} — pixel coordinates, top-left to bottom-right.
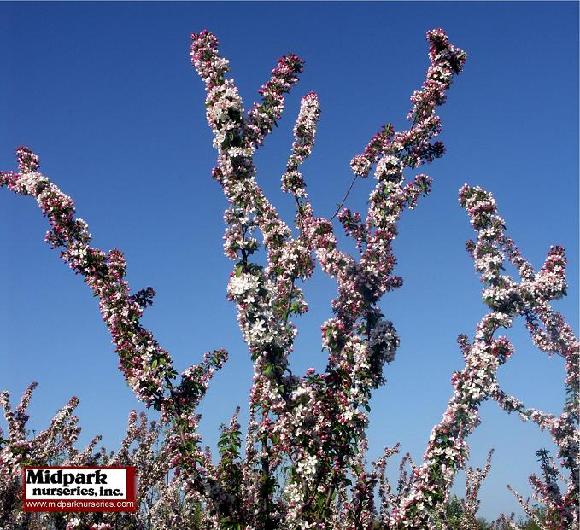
{"left": 465, "top": 189, "right": 579, "bottom": 529}
{"left": 461, "top": 449, "right": 495, "bottom": 529}
{"left": 392, "top": 185, "right": 577, "bottom": 528}
{"left": 280, "top": 29, "right": 465, "bottom": 525}
{"left": 190, "top": 28, "right": 465, "bottom": 527}
{"left": 191, "top": 30, "right": 313, "bottom": 527}
{"left": 0, "top": 148, "right": 234, "bottom": 517}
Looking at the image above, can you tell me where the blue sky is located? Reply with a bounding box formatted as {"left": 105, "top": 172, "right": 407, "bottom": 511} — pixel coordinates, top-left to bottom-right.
{"left": 0, "top": 1, "right": 577, "bottom": 521}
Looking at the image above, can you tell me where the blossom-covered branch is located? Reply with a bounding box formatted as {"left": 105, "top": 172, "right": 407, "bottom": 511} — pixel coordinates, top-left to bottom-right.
{"left": 190, "top": 28, "right": 466, "bottom": 527}
{"left": 392, "top": 185, "right": 577, "bottom": 528}
{"left": 0, "top": 148, "right": 236, "bottom": 519}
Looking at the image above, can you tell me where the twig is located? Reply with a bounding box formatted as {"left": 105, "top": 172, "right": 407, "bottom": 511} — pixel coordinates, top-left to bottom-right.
{"left": 330, "top": 175, "right": 358, "bottom": 220}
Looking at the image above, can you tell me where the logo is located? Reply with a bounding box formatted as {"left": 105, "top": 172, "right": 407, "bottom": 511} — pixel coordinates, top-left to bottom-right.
{"left": 22, "top": 467, "right": 137, "bottom": 512}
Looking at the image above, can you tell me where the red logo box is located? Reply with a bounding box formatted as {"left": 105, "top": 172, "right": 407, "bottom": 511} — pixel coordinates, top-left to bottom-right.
{"left": 22, "top": 466, "right": 137, "bottom": 513}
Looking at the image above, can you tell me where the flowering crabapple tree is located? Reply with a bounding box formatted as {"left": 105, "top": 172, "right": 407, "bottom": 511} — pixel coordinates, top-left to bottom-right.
{"left": 0, "top": 26, "right": 577, "bottom": 530}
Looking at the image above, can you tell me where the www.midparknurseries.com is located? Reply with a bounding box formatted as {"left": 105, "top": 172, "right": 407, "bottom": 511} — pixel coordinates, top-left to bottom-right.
{"left": 21, "top": 467, "right": 137, "bottom": 513}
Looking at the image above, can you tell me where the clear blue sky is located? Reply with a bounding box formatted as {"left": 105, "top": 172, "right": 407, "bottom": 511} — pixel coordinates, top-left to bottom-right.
{"left": 0, "top": 2, "right": 577, "bottom": 521}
